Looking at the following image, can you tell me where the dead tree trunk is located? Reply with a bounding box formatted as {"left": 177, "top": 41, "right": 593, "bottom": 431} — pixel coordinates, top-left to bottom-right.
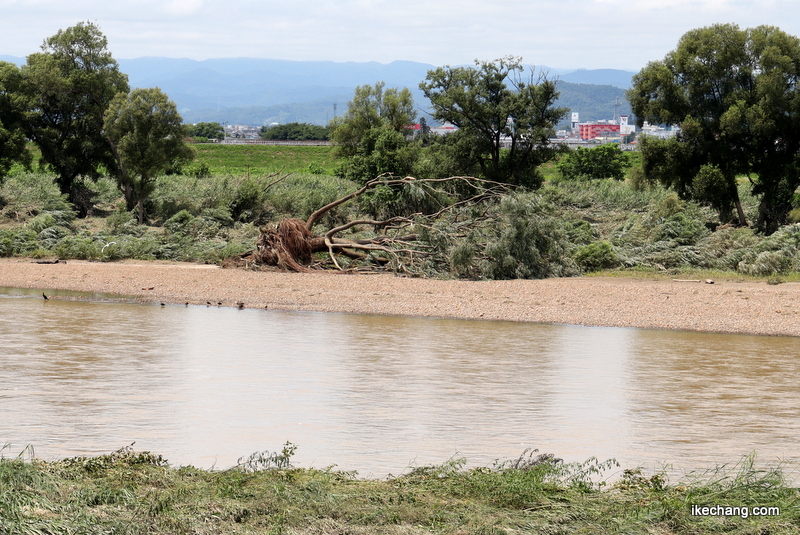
{"left": 251, "top": 175, "right": 507, "bottom": 272}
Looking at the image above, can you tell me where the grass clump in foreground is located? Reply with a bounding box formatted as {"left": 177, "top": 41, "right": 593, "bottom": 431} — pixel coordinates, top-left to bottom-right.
{"left": 1, "top": 446, "right": 799, "bottom": 535}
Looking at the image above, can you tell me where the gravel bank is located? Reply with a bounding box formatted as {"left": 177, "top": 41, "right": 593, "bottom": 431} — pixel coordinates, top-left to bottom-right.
{"left": 1, "top": 258, "right": 798, "bottom": 336}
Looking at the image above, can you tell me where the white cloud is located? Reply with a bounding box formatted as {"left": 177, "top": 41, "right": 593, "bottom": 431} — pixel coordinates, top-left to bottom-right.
{"left": 0, "top": 0, "right": 798, "bottom": 70}
{"left": 164, "top": 0, "right": 204, "bottom": 16}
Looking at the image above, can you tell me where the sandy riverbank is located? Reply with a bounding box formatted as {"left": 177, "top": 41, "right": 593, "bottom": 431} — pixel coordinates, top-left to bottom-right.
{"left": 1, "top": 258, "right": 798, "bottom": 336}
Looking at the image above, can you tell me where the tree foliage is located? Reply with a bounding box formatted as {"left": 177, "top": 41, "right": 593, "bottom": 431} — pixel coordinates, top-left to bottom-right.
{"left": 330, "top": 82, "right": 417, "bottom": 187}
{"left": 420, "top": 56, "right": 568, "bottom": 187}
{"left": 21, "top": 21, "right": 129, "bottom": 214}
{"left": 260, "top": 122, "right": 329, "bottom": 141}
{"left": 627, "top": 23, "right": 800, "bottom": 232}
{"left": 104, "top": 88, "right": 194, "bottom": 224}
{"left": 557, "top": 144, "right": 630, "bottom": 181}
{"left": 0, "top": 62, "right": 30, "bottom": 180}
{"left": 189, "top": 122, "right": 225, "bottom": 141}
{"left": 330, "top": 82, "right": 415, "bottom": 159}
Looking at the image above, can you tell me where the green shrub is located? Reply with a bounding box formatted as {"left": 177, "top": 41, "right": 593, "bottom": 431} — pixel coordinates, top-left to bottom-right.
{"left": 575, "top": 241, "right": 619, "bottom": 271}
{"left": 52, "top": 236, "right": 102, "bottom": 260}
{"left": 653, "top": 212, "right": 709, "bottom": 245}
{"left": 163, "top": 210, "right": 196, "bottom": 235}
{"left": 737, "top": 224, "right": 800, "bottom": 275}
{"left": 481, "top": 194, "right": 578, "bottom": 280}
{"left": 230, "top": 177, "right": 264, "bottom": 222}
{"left": 185, "top": 161, "right": 211, "bottom": 178}
{"left": 11, "top": 228, "right": 39, "bottom": 255}
{"left": 738, "top": 250, "right": 793, "bottom": 276}
{"left": 0, "top": 231, "right": 14, "bottom": 256}
{"left": 0, "top": 173, "right": 72, "bottom": 222}
{"left": 105, "top": 208, "right": 139, "bottom": 234}
{"left": 28, "top": 213, "right": 58, "bottom": 233}
{"left": 648, "top": 191, "right": 685, "bottom": 222}
{"left": 448, "top": 240, "right": 479, "bottom": 278}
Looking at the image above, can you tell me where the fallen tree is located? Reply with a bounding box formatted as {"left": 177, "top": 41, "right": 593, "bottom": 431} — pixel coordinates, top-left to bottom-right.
{"left": 249, "top": 175, "right": 509, "bottom": 273}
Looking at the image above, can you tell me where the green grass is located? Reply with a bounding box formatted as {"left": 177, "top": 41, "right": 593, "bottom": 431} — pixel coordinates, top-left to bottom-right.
{"left": 191, "top": 143, "right": 338, "bottom": 176}
{"left": 1, "top": 447, "right": 798, "bottom": 534}
{"left": 6, "top": 150, "right": 800, "bottom": 281}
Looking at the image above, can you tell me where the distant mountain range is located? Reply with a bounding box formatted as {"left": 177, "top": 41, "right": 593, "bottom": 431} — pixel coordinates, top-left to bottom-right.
{"left": 0, "top": 55, "right": 635, "bottom": 126}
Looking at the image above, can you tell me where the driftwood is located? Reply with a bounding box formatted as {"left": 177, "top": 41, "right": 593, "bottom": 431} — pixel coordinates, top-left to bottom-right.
{"left": 250, "top": 175, "right": 507, "bottom": 273}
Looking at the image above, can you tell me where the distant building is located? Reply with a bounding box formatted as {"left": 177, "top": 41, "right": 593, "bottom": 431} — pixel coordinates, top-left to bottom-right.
{"left": 579, "top": 122, "right": 620, "bottom": 140}
{"left": 620, "top": 116, "right": 635, "bottom": 135}
{"left": 640, "top": 121, "right": 680, "bottom": 139}
{"left": 407, "top": 121, "right": 457, "bottom": 137}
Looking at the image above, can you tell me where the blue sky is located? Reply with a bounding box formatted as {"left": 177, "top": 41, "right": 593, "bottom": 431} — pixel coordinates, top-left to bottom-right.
{"left": 1, "top": 0, "right": 798, "bottom": 71}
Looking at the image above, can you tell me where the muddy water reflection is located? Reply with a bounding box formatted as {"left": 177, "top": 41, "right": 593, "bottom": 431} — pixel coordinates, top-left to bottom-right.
{"left": 2, "top": 287, "right": 799, "bottom": 475}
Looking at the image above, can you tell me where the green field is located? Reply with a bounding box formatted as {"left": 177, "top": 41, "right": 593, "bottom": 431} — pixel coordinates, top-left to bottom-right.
{"left": 191, "top": 143, "right": 339, "bottom": 176}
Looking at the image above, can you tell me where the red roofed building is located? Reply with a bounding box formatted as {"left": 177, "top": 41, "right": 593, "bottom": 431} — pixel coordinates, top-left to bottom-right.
{"left": 579, "top": 123, "right": 620, "bottom": 140}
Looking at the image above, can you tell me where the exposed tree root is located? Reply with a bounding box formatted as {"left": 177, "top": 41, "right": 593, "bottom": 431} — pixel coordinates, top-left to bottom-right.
{"left": 251, "top": 175, "right": 508, "bottom": 273}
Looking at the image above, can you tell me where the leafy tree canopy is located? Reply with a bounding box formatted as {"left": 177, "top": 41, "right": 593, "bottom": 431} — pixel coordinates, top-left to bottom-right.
{"left": 330, "top": 82, "right": 415, "bottom": 158}
{"left": 0, "top": 61, "right": 30, "bottom": 180}
{"left": 260, "top": 122, "right": 330, "bottom": 141}
{"left": 557, "top": 144, "right": 630, "bottom": 181}
{"left": 627, "top": 23, "right": 800, "bottom": 232}
{"left": 104, "top": 88, "right": 194, "bottom": 224}
{"left": 188, "top": 122, "right": 225, "bottom": 141}
{"left": 21, "top": 21, "right": 129, "bottom": 213}
{"left": 420, "top": 56, "right": 568, "bottom": 188}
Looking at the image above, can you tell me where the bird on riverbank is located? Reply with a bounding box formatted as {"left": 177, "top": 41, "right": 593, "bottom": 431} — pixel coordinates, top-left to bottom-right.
{"left": 42, "top": 293, "right": 48, "bottom": 300}
{"left": 237, "top": 302, "right": 244, "bottom": 309}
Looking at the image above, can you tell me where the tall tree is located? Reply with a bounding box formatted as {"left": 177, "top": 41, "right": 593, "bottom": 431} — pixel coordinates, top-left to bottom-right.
{"left": 21, "top": 21, "right": 129, "bottom": 214}
{"left": 0, "top": 62, "right": 30, "bottom": 180}
{"left": 330, "top": 82, "right": 415, "bottom": 158}
{"left": 104, "top": 88, "right": 194, "bottom": 224}
{"left": 420, "top": 56, "right": 567, "bottom": 187}
{"left": 627, "top": 24, "right": 800, "bottom": 231}
{"left": 330, "top": 82, "right": 417, "bottom": 184}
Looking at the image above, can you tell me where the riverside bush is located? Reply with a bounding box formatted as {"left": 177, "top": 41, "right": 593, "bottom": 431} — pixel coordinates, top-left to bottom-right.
{"left": 5, "top": 162, "right": 800, "bottom": 279}
{"left": 0, "top": 172, "right": 73, "bottom": 222}
{"left": 653, "top": 212, "right": 710, "bottom": 245}
{"left": 481, "top": 194, "right": 579, "bottom": 279}
{"left": 575, "top": 240, "right": 619, "bottom": 271}
{"left": 737, "top": 224, "right": 800, "bottom": 275}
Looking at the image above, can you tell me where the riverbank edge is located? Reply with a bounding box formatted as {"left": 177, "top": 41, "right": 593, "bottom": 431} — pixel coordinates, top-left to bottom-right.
{"left": 1, "top": 448, "right": 796, "bottom": 535}
{"left": 1, "top": 257, "right": 799, "bottom": 337}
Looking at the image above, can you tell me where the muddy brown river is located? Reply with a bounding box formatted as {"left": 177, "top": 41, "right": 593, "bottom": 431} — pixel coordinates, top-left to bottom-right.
{"left": 2, "top": 286, "right": 798, "bottom": 477}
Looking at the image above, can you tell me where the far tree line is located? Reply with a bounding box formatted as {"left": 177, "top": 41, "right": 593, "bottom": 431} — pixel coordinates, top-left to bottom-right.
{"left": 2, "top": 21, "right": 800, "bottom": 235}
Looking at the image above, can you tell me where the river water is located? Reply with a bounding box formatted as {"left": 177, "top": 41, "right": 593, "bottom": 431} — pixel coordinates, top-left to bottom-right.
{"left": 2, "top": 286, "right": 799, "bottom": 477}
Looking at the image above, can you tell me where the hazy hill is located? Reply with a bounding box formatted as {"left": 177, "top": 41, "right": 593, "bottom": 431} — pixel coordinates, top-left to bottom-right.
{"left": 0, "top": 55, "right": 24, "bottom": 65}
{"left": 559, "top": 68, "right": 633, "bottom": 88}
{"left": 118, "top": 57, "right": 435, "bottom": 114}
{"left": 0, "top": 54, "right": 635, "bottom": 126}
{"left": 555, "top": 81, "right": 632, "bottom": 125}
